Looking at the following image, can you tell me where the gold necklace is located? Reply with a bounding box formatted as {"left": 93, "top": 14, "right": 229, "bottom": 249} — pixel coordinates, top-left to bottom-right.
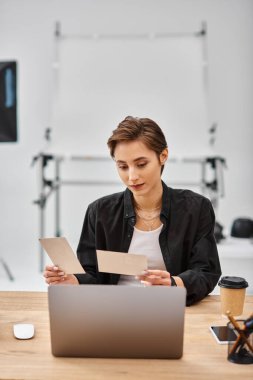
{"left": 137, "top": 215, "right": 160, "bottom": 231}
{"left": 134, "top": 200, "right": 162, "bottom": 231}
{"left": 135, "top": 205, "right": 161, "bottom": 212}
{"left": 135, "top": 208, "right": 161, "bottom": 231}
{"left": 135, "top": 209, "right": 160, "bottom": 221}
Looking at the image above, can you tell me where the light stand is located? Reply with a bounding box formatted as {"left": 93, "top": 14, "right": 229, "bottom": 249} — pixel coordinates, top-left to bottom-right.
{"left": 0, "top": 257, "right": 14, "bottom": 281}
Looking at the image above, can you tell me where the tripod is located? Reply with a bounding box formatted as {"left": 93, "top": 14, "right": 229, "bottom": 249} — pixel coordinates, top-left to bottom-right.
{"left": 0, "top": 257, "right": 14, "bottom": 281}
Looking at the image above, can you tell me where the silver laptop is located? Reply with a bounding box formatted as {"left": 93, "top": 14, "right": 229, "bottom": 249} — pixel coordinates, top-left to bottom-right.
{"left": 48, "top": 285, "right": 186, "bottom": 359}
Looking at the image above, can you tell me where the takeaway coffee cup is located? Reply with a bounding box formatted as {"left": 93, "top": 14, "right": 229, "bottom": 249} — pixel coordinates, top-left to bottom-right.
{"left": 218, "top": 276, "right": 248, "bottom": 317}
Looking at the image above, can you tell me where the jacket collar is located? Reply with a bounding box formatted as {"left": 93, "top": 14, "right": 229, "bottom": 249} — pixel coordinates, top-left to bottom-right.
{"left": 161, "top": 181, "right": 171, "bottom": 219}
{"left": 124, "top": 188, "right": 135, "bottom": 218}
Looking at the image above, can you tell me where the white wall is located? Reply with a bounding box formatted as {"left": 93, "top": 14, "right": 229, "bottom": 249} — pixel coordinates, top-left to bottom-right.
{"left": 0, "top": 0, "right": 252, "bottom": 277}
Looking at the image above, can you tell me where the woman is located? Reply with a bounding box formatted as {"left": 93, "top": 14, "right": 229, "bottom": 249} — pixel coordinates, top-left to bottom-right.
{"left": 43, "top": 116, "right": 221, "bottom": 305}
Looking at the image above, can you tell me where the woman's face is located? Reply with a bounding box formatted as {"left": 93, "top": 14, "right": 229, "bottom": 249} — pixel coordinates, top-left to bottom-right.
{"left": 114, "top": 139, "right": 168, "bottom": 197}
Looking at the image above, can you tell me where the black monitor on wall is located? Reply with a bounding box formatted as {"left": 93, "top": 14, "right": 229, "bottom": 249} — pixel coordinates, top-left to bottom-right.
{"left": 0, "top": 61, "right": 17, "bottom": 142}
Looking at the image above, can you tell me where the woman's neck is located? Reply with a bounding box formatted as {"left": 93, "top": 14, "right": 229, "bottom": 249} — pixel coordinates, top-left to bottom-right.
{"left": 133, "top": 183, "right": 163, "bottom": 211}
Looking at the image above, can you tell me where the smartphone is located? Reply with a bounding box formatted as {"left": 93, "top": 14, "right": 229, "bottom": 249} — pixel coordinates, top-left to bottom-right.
{"left": 209, "top": 325, "right": 237, "bottom": 344}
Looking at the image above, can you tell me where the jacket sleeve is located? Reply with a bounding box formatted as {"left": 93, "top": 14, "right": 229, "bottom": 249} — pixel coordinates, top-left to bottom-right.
{"left": 74, "top": 203, "right": 99, "bottom": 284}
{"left": 178, "top": 198, "right": 222, "bottom": 306}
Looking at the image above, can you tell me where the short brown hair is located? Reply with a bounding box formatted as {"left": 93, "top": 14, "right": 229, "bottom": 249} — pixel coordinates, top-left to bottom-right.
{"left": 107, "top": 116, "right": 168, "bottom": 158}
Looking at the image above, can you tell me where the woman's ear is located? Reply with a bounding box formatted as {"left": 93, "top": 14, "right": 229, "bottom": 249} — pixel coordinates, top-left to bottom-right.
{"left": 160, "top": 148, "right": 169, "bottom": 165}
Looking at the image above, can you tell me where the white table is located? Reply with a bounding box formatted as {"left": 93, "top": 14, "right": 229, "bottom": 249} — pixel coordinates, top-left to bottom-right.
{"left": 214, "top": 237, "right": 253, "bottom": 294}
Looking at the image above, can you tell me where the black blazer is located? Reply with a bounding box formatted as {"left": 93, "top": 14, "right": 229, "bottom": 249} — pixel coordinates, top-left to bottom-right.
{"left": 75, "top": 181, "right": 221, "bottom": 305}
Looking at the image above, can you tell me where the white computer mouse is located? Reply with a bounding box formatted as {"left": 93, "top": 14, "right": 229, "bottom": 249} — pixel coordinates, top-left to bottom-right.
{"left": 13, "top": 323, "right": 35, "bottom": 340}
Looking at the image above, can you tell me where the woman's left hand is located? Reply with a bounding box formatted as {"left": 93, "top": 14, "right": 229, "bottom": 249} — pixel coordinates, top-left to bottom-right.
{"left": 136, "top": 269, "right": 173, "bottom": 286}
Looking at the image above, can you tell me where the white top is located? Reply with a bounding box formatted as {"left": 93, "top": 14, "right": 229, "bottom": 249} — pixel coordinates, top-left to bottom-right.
{"left": 118, "top": 224, "right": 166, "bottom": 286}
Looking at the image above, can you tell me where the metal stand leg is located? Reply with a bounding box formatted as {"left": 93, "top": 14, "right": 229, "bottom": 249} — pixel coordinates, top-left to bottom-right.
{"left": 39, "top": 203, "right": 45, "bottom": 272}
{"left": 39, "top": 154, "right": 46, "bottom": 272}
{"left": 55, "top": 157, "right": 61, "bottom": 237}
{"left": 33, "top": 154, "right": 51, "bottom": 272}
{"left": 0, "top": 258, "right": 14, "bottom": 281}
{"left": 33, "top": 153, "right": 62, "bottom": 272}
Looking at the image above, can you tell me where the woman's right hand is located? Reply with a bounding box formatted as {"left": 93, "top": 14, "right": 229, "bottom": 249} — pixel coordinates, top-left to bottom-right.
{"left": 43, "top": 265, "right": 79, "bottom": 285}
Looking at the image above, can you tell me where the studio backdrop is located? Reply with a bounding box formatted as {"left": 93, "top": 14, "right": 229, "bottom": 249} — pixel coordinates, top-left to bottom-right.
{"left": 49, "top": 34, "right": 209, "bottom": 157}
